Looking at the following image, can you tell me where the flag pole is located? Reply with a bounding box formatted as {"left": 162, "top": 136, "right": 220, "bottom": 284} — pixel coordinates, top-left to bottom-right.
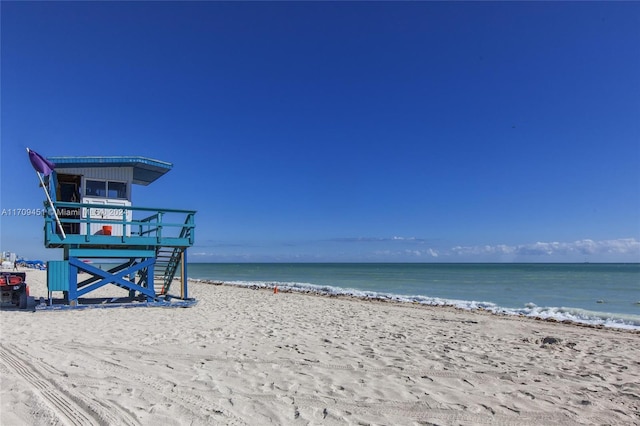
{"left": 36, "top": 170, "right": 67, "bottom": 239}
{"left": 27, "top": 148, "right": 66, "bottom": 239}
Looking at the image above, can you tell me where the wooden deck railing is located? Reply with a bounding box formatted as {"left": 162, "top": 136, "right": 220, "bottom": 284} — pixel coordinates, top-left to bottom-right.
{"left": 44, "top": 201, "right": 196, "bottom": 248}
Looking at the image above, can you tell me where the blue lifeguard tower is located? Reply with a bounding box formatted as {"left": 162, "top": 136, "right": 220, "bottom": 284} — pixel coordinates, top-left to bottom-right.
{"left": 39, "top": 155, "right": 196, "bottom": 308}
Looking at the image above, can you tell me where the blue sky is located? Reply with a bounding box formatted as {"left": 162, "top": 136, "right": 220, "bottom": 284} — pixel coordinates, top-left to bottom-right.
{"left": 1, "top": 2, "right": 639, "bottom": 262}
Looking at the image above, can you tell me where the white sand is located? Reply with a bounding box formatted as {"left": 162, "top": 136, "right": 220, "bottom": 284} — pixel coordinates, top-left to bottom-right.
{"left": 1, "top": 268, "right": 639, "bottom": 425}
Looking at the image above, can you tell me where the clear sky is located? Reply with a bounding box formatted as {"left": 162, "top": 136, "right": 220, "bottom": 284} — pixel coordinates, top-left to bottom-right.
{"left": 1, "top": 1, "right": 639, "bottom": 263}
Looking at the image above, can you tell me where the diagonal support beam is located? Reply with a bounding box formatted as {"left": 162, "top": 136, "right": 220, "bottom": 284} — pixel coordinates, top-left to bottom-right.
{"left": 78, "top": 260, "right": 135, "bottom": 288}
{"left": 68, "top": 257, "right": 156, "bottom": 299}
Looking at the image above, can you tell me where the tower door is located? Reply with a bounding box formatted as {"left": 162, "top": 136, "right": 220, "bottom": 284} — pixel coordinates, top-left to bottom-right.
{"left": 56, "top": 174, "right": 81, "bottom": 234}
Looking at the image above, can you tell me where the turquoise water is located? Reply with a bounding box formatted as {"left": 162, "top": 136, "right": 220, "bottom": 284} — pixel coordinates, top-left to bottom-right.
{"left": 187, "top": 263, "right": 640, "bottom": 330}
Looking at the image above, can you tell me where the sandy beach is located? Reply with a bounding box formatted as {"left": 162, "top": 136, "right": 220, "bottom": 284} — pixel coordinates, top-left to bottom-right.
{"left": 1, "top": 269, "right": 639, "bottom": 425}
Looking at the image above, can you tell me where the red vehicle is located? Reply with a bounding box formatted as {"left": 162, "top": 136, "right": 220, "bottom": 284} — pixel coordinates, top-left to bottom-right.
{"left": 0, "top": 272, "right": 29, "bottom": 309}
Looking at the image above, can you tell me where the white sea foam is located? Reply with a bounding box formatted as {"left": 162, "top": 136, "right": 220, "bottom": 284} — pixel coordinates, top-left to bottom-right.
{"left": 195, "top": 279, "right": 640, "bottom": 331}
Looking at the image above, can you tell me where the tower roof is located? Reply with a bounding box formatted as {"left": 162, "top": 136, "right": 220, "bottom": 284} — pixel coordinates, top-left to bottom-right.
{"left": 48, "top": 156, "right": 172, "bottom": 186}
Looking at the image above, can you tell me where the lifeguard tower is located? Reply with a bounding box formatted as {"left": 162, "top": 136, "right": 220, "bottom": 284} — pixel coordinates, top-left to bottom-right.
{"left": 38, "top": 155, "right": 196, "bottom": 308}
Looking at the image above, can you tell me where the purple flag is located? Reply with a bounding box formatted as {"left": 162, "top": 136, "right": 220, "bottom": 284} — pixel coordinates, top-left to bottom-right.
{"left": 27, "top": 148, "right": 55, "bottom": 175}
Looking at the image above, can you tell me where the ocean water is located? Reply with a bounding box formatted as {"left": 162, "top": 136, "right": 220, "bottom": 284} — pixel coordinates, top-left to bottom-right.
{"left": 187, "top": 263, "right": 640, "bottom": 331}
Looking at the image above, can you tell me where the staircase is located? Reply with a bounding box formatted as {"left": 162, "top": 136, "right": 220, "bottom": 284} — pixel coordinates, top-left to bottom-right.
{"left": 154, "top": 246, "right": 185, "bottom": 296}
{"left": 153, "top": 218, "right": 194, "bottom": 297}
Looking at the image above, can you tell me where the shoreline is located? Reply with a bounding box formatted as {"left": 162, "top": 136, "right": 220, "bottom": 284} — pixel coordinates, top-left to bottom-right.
{"left": 2, "top": 269, "right": 639, "bottom": 425}
{"left": 190, "top": 277, "right": 640, "bottom": 333}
